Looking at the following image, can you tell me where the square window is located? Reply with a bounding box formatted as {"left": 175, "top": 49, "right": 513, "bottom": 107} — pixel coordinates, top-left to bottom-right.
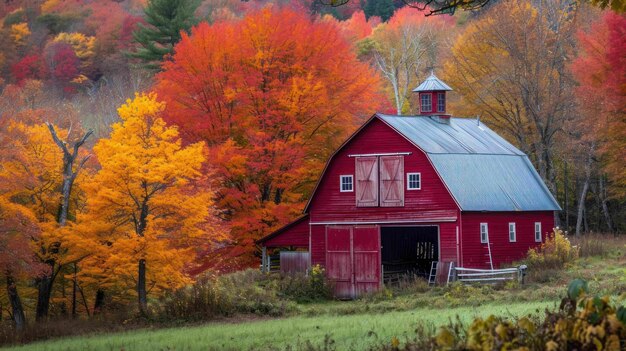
{"left": 535, "top": 222, "right": 542, "bottom": 242}
{"left": 509, "top": 222, "right": 516, "bottom": 242}
{"left": 340, "top": 175, "right": 353, "bottom": 192}
{"left": 407, "top": 173, "right": 421, "bottom": 190}
{"left": 437, "top": 92, "right": 445, "bottom": 112}
{"left": 480, "top": 223, "right": 488, "bottom": 244}
{"left": 420, "top": 93, "right": 432, "bottom": 112}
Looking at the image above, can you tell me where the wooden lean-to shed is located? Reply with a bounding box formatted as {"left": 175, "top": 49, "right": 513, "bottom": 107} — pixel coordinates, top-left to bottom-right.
{"left": 257, "top": 73, "right": 561, "bottom": 298}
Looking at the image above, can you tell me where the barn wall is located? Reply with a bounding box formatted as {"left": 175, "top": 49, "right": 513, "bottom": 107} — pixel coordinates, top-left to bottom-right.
{"left": 308, "top": 118, "right": 459, "bottom": 223}
{"left": 263, "top": 217, "right": 310, "bottom": 248}
{"left": 439, "top": 221, "right": 459, "bottom": 264}
{"left": 460, "top": 211, "right": 555, "bottom": 268}
{"left": 310, "top": 225, "right": 326, "bottom": 266}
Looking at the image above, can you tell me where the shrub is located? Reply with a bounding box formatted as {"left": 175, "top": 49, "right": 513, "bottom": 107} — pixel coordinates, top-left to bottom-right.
{"left": 268, "top": 265, "right": 334, "bottom": 303}
{"left": 155, "top": 269, "right": 293, "bottom": 322}
{"left": 526, "top": 228, "right": 578, "bottom": 270}
{"left": 379, "top": 279, "right": 626, "bottom": 350}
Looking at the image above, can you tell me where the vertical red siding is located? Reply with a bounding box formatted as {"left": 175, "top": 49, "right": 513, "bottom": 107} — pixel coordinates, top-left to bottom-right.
{"left": 310, "top": 225, "right": 326, "bottom": 266}
{"left": 460, "top": 211, "right": 555, "bottom": 268}
{"left": 263, "top": 217, "right": 310, "bottom": 247}
{"left": 308, "top": 118, "right": 459, "bottom": 223}
{"left": 439, "top": 222, "right": 459, "bottom": 265}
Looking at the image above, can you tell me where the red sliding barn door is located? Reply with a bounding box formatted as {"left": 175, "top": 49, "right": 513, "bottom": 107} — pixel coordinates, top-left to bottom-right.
{"left": 326, "top": 225, "right": 381, "bottom": 298}
{"left": 379, "top": 155, "right": 404, "bottom": 207}
{"left": 326, "top": 226, "right": 352, "bottom": 298}
{"left": 353, "top": 226, "right": 381, "bottom": 296}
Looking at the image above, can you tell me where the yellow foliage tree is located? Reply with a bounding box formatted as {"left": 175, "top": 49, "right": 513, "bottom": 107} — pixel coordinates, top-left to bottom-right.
{"left": 443, "top": 0, "right": 577, "bottom": 193}
{"left": 53, "top": 32, "right": 96, "bottom": 68}
{"left": 0, "top": 118, "right": 93, "bottom": 319}
{"left": 10, "top": 23, "right": 30, "bottom": 47}
{"left": 0, "top": 121, "right": 64, "bottom": 221}
{"left": 85, "top": 93, "right": 217, "bottom": 315}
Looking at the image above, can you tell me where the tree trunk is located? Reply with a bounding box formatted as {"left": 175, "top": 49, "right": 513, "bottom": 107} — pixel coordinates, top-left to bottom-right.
{"left": 138, "top": 259, "right": 147, "bottom": 316}
{"left": 93, "top": 289, "right": 105, "bottom": 315}
{"left": 564, "top": 161, "right": 569, "bottom": 231}
{"left": 40, "top": 124, "right": 93, "bottom": 319}
{"left": 6, "top": 274, "right": 26, "bottom": 332}
{"left": 71, "top": 263, "right": 77, "bottom": 318}
{"left": 35, "top": 273, "right": 53, "bottom": 321}
{"left": 575, "top": 145, "right": 594, "bottom": 237}
{"left": 599, "top": 175, "right": 613, "bottom": 233}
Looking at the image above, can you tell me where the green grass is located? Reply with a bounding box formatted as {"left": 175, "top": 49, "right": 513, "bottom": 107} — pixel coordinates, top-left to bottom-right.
{"left": 3, "top": 301, "right": 555, "bottom": 351}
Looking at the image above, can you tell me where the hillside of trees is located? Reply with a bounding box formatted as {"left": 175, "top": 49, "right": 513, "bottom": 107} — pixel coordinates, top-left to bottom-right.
{"left": 0, "top": 0, "right": 624, "bottom": 330}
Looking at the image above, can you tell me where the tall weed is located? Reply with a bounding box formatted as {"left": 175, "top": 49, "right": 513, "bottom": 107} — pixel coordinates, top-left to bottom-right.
{"left": 526, "top": 228, "right": 578, "bottom": 270}
{"left": 155, "top": 269, "right": 292, "bottom": 321}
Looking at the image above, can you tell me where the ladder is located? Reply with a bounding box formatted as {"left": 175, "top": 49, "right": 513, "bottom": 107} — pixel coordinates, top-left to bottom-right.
{"left": 428, "top": 261, "right": 439, "bottom": 286}
{"left": 446, "top": 261, "right": 455, "bottom": 285}
{"left": 486, "top": 240, "right": 494, "bottom": 270}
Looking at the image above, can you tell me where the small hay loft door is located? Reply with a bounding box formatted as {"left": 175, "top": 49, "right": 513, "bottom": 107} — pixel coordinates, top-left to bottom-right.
{"left": 325, "top": 225, "right": 381, "bottom": 298}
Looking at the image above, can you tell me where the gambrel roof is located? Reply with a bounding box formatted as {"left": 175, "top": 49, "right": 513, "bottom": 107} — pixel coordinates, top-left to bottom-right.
{"left": 377, "top": 114, "right": 561, "bottom": 211}
{"left": 303, "top": 113, "right": 560, "bottom": 213}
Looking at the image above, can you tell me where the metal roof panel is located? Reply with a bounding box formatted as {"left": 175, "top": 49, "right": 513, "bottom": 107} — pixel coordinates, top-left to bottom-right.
{"left": 376, "top": 114, "right": 560, "bottom": 211}
{"left": 413, "top": 73, "right": 453, "bottom": 92}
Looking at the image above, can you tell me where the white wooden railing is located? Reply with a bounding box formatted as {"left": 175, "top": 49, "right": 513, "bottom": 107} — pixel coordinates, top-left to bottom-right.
{"left": 448, "top": 265, "right": 527, "bottom": 284}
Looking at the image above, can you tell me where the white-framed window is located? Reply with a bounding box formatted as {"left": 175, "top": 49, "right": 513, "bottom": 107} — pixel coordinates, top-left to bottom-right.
{"left": 407, "top": 172, "right": 421, "bottom": 190}
{"left": 340, "top": 175, "right": 353, "bottom": 192}
{"left": 509, "top": 222, "right": 516, "bottom": 242}
{"left": 480, "top": 223, "right": 489, "bottom": 244}
{"left": 420, "top": 93, "right": 432, "bottom": 112}
{"left": 535, "top": 222, "right": 542, "bottom": 242}
{"left": 437, "top": 92, "right": 445, "bottom": 112}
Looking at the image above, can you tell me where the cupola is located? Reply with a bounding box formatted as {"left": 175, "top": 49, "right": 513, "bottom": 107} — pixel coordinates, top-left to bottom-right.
{"left": 413, "top": 72, "right": 452, "bottom": 120}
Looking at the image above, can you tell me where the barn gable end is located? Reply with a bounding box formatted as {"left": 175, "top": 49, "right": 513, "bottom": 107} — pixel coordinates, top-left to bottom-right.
{"left": 307, "top": 116, "right": 460, "bottom": 223}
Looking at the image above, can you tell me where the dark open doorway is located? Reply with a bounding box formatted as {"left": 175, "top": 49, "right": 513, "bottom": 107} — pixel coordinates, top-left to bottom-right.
{"left": 380, "top": 226, "right": 438, "bottom": 284}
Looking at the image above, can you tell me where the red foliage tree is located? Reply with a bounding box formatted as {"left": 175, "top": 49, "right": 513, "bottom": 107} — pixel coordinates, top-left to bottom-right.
{"left": 571, "top": 12, "right": 626, "bottom": 198}
{"left": 0, "top": 198, "right": 44, "bottom": 330}
{"left": 155, "top": 8, "right": 385, "bottom": 269}
{"left": 118, "top": 15, "right": 146, "bottom": 50}
{"left": 11, "top": 54, "right": 46, "bottom": 84}
{"left": 47, "top": 43, "right": 79, "bottom": 82}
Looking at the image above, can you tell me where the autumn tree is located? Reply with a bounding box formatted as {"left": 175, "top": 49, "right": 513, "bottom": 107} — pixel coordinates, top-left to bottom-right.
{"left": 130, "top": 0, "right": 201, "bottom": 70}
{"left": 443, "top": 0, "right": 578, "bottom": 195}
{"left": 11, "top": 54, "right": 46, "bottom": 84}
{"left": 0, "top": 116, "right": 93, "bottom": 320}
{"left": 155, "top": 8, "right": 384, "bottom": 268}
{"left": 0, "top": 198, "right": 43, "bottom": 331}
{"left": 334, "top": 10, "right": 377, "bottom": 42}
{"left": 570, "top": 11, "right": 626, "bottom": 234}
{"left": 85, "top": 93, "right": 216, "bottom": 315}
{"left": 362, "top": 6, "right": 452, "bottom": 114}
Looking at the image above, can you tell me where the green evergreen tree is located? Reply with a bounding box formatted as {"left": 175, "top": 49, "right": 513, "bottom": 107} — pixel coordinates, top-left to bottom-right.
{"left": 363, "top": 0, "right": 395, "bottom": 22}
{"left": 130, "top": 0, "right": 201, "bottom": 70}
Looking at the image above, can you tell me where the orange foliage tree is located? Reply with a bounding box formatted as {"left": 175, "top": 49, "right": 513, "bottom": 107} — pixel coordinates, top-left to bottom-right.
{"left": 0, "top": 117, "right": 94, "bottom": 319}
{"left": 84, "top": 93, "right": 221, "bottom": 314}
{"left": 155, "top": 7, "right": 385, "bottom": 269}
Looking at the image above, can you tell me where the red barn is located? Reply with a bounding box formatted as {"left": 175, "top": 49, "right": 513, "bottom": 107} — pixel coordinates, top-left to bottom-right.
{"left": 257, "top": 74, "right": 560, "bottom": 298}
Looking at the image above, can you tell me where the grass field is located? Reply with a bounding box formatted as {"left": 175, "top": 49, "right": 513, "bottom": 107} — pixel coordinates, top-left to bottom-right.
{"left": 2, "top": 300, "right": 555, "bottom": 351}
{"left": 3, "top": 235, "right": 624, "bottom": 351}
